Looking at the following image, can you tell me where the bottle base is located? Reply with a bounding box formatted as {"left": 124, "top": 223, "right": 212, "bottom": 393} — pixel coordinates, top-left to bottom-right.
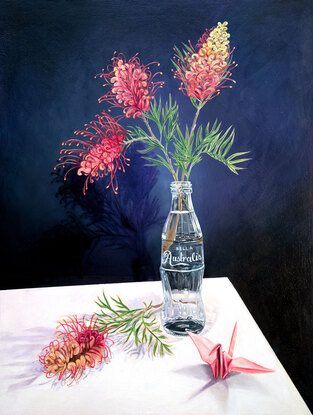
{"left": 163, "top": 318, "right": 205, "bottom": 336}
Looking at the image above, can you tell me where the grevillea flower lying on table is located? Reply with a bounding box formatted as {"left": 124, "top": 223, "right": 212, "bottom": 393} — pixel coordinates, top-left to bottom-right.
{"left": 56, "top": 21, "right": 250, "bottom": 193}
{"left": 39, "top": 315, "right": 112, "bottom": 385}
{"left": 95, "top": 292, "right": 173, "bottom": 356}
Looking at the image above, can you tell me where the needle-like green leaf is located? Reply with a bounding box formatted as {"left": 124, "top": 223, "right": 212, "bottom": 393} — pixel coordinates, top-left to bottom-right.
{"left": 95, "top": 293, "right": 173, "bottom": 356}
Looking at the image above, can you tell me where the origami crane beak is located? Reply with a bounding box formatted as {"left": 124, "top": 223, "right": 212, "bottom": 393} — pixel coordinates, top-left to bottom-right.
{"left": 187, "top": 323, "right": 274, "bottom": 379}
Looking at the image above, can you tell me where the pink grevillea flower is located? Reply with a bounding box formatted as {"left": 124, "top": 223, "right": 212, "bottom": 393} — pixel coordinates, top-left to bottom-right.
{"left": 39, "top": 315, "right": 112, "bottom": 386}
{"left": 55, "top": 112, "right": 129, "bottom": 194}
{"left": 173, "top": 22, "right": 236, "bottom": 103}
{"left": 96, "top": 53, "right": 164, "bottom": 118}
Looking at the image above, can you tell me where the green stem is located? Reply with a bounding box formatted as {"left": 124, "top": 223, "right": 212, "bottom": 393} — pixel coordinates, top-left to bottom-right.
{"left": 124, "top": 137, "right": 150, "bottom": 147}
{"left": 181, "top": 103, "right": 203, "bottom": 182}
{"left": 98, "top": 302, "right": 163, "bottom": 332}
{"left": 141, "top": 113, "right": 183, "bottom": 215}
{"left": 141, "top": 114, "right": 179, "bottom": 182}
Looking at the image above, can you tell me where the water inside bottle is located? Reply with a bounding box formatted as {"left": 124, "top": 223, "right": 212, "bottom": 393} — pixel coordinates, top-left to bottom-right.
{"left": 160, "top": 239, "right": 205, "bottom": 336}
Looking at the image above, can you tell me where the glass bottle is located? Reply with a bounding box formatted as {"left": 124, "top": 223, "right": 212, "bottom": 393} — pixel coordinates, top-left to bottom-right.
{"left": 160, "top": 181, "right": 205, "bottom": 335}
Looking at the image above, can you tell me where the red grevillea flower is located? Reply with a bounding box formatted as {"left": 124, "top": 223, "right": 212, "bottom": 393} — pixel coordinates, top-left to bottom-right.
{"left": 55, "top": 112, "right": 129, "bottom": 194}
{"left": 173, "top": 22, "right": 236, "bottom": 103}
{"left": 39, "top": 315, "right": 112, "bottom": 385}
{"left": 96, "top": 53, "right": 164, "bottom": 119}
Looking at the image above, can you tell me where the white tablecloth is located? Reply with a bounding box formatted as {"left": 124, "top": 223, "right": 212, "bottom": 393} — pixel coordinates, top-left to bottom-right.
{"left": 0, "top": 278, "right": 311, "bottom": 415}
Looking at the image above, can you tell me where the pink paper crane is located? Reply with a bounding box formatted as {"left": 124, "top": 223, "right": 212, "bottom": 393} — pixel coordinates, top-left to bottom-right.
{"left": 187, "top": 323, "right": 274, "bottom": 379}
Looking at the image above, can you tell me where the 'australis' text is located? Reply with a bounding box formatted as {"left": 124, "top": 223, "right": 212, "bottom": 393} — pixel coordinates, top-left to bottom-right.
{"left": 162, "top": 250, "right": 202, "bottom": 267}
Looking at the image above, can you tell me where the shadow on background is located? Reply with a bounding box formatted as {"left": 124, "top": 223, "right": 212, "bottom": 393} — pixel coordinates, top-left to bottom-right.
{"left": 2, "top": 144, "right": 164, "bottom": 287}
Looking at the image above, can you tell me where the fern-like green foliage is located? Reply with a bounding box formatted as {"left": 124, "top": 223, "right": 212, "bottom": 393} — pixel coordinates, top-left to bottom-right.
{"left": 126, "top": 95, "right": 179, "bottom": 171}
{"left": 145, "top": 94, "right": 179, "bottom": 149}
{"left": 95, "top": 292, "right": 173, "bottom": 357}
{"left": 172, "top": 120, "right": 250, "bottom": 178}
{"left": 126, "top": 93, "right": 250, "bottom": 181}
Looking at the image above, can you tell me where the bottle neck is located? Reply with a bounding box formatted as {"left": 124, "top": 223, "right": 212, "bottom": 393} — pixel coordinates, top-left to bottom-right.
{"left": 170, "top": 181, "right": 194, "bottom": 212}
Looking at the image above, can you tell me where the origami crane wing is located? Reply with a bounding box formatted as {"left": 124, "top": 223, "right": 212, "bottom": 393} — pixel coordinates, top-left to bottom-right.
{"left": 187, "top": 332, "right": 222, "bottom": 378}
{"left": 187, "top": 323, "right": 274, "bottom": 379}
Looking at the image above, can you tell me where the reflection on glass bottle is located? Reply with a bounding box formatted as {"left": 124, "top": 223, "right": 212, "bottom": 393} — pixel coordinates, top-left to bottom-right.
{"left": 160, "top": 181, "right": 205, "bottom": 335}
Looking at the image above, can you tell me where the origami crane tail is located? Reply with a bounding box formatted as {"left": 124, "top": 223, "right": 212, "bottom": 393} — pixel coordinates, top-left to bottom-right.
{"left": 229, "top": 356, "right": 275, "bottom": 374}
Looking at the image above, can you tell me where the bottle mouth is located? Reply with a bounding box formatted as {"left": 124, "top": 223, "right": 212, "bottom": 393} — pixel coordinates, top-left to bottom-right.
{"left": 170, "top": 181, "right": 192, "bottom": 193}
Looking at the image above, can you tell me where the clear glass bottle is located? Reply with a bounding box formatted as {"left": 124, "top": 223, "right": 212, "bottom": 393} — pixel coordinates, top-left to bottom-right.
{"left": 160, "top": 181, "right": 205, "bottom": 335}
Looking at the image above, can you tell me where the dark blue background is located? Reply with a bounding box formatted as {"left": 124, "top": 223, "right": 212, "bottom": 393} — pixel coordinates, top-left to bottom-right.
{"left": 1, "top": 0, "right": 312, "bottom": 409}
